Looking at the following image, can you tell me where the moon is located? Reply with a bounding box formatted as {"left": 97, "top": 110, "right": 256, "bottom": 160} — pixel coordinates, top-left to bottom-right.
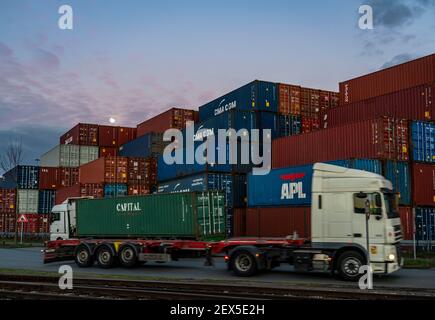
{"left": 109, "top": 117, "right": 116, "bottom": 124}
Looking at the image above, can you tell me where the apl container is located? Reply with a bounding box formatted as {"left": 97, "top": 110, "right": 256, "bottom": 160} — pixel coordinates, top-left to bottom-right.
{"left": 248, "top": 159, "right": 382, "bottom": 207}
{"left": 416, "top": 207, "right": 435, "bottom": 242}
{"left": 383, "top": 161, "right": 411, "bottom": 206}
{"left": 104, "top": 184, "right": 128, "bottom": 198}
{"left": 38, "top": 190, "right": 56, "bottom": 214}
{"left": 340, "top": 53, "right": 435, "bottom": 105}
{"left": 199, "top": 80, "right": 278, "bottom": 121}
{"left": 17, "top": 189, "right": 39, "bottom": 214}
{"left": 412, "top": 163, "right": 435, "bottom": 206}
{"left": 4, "top": 165, "right": 39, "bottom": 189}
{"left": 272, "top": 117, "right": 409, "bottom": 168}
{"left": 75, "top": 192, "right": 226, "bottom": 241}
{"left": 411, "top": 121, "right": 435, "bottom": 163}
{"left": 119, "top": 133, "right": 169, "bottom": 158}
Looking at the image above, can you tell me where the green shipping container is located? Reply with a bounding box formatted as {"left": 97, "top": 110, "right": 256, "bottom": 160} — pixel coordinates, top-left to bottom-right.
{"left": 76, "top": 191, "right": 226, "bottom": 241}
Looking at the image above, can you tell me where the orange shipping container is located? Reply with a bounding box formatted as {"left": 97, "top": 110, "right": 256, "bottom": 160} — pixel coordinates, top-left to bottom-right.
{"left": 79, "top": 157, "right": 128, "bottom": 184}
{"left": 0, "top": 189, "right": 16, "bottom": 214}
{"left": 55, "top": 183, "right": 103, "bottom": 205}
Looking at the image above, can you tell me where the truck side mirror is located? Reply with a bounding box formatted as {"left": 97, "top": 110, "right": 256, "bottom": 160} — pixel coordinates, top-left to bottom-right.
{"left": 375, "top": 194, "right": 382, "bottom": 208}
{"left": 356, "top": 192, "right": 367, "bottom": 199}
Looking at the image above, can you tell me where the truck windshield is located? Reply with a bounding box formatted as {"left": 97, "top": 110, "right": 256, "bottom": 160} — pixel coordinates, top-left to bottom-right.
{"left": 383, "top": 193, "right": 399, "bottom": 219}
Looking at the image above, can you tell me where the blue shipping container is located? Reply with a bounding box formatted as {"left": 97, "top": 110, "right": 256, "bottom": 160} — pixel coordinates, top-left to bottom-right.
{"left": 38, "top": 190, "right": 56, "bottom": 214}
{"left": 411, "top": 121, "right": 435, "bottom": 163}
{"left": 248, "top": 159, "right": 383, "bottom": 207}
{"left": 383, "top": 161, "right": 411, "bottom": 206}
{"left": 416, "top": 207, "right": 435, "bottom": 242}
{"left": 4, "top": 165, "right": 39, "bottom": 189}
{"left": 199, "top": 80, "right": 278, "bottom": 121}
{"left": 278, "top": 115, "right": 301, "bottom": 137}
{"left": 119, "top": 133, "right": 168, "bottom": 158}
{"left": 104, "top": 184, "right": 128, "bottom": 198}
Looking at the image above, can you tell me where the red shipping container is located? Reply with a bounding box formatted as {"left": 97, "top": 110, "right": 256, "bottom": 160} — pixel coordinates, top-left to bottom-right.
{"left": 127, "top": 185, "right": 151, "bottom": 196}
{"left": 79, "top": 157, "right": 128, "bottom": 184}
{"left": 0, "top": 213, "right": 16, "bottom": 233}
{"left": 0, "top": 189, "right": 16, "bottom": 214}
{"left": 322, "top": 83, "right": 434, "bottom": 129}
{"left": 99, "top": 125, "right": 118, "bottom": 147}
{"left": 412, "top": 163, "right": 435, "bottom": 206}
{"left": 245, "top": 207, "right": 311, "bottom": 238}
{"left": 55, "top": 183, "right": 103, "bottom": 205}
{"left": 60, "top": 123, "right": 99, "bottom": 146}
{"left": 233, "top": 208, "right": 247, "bottom": 237}
{"left": 39, "top": 167, "right": 60, "bottom": 190}
{"left": 99, "top": 147, "right": 118, "bottom": 158}
{"left": 399, "top": 207, "right": 413, "bottom": 241}
{"left": 340, "top": 54, "right": 435, "bottom": 105}
{"left": 273, "top": 117, "right": 409, "bottom": 168}
{"left": 60, "top": 167, "right": 79, "bottom": 188}
{"left": 127, "top": 157, "right": 157, "bottom": 186}
{"left": 137, "top": 108, "right": 198, "bottom": 137}
{"left": 117, "top": 127, "right": 137, "bottom": 146}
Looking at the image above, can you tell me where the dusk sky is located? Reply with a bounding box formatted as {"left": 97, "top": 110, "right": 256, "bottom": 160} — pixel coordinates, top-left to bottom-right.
{"left": 0, "top": 0, "right": 434, "bottom": 168}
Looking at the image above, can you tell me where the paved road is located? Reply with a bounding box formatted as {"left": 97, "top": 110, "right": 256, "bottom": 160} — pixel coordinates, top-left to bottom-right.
{"left": 1, "top": 247, "right": 435, "bottom": 290}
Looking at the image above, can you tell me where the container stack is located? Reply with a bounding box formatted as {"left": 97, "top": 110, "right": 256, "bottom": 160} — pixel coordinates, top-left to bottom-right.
{"left": 240, "top": 54, "right": 434, "bottom": 249}
{"left": 156, "top": 80, "right": 338, "bottom": 236}
{"left": 0, "top": 166, "right": 49, "bottom": 237}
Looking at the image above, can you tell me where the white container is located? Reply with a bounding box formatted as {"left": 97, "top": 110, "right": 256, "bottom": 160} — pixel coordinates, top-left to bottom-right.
{"left": 17, "top": 189, "right": 39, "bottom": 213}
{"left": 40, "top": 145, "right": 98, "bottom": 168}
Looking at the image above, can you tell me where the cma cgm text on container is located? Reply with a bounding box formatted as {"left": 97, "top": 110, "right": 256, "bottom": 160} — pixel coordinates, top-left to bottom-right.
{"left": 198, "top": 80, "right": 278, "bottom": 121}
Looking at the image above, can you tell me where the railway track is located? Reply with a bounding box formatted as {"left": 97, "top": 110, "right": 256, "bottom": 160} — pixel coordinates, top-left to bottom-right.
{"left": 0, "top": 274, "right": 434, "bottom": 300}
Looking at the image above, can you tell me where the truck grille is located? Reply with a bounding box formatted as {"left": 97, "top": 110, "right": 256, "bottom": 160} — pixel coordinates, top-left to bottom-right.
{"left": 394, "top": 225, "right": 402, "bottom": 242}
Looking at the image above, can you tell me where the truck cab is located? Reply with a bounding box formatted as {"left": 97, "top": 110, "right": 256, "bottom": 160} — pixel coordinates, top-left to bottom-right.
{"left": 50, "top": 198, "right": 85, "bottom": 241}
{"left": 311, "top": 163, "right": 403, "bottom": 276}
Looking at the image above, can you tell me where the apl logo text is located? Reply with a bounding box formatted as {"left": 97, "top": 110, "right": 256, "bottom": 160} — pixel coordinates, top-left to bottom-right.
{"left": 280, "top": 173, "right": 307, "bottom": 200}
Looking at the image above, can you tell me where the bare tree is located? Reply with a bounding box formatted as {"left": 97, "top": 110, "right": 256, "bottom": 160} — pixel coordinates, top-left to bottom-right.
{"left": 0, "top": 138, "right": 24, "bottom": 244}
{"left": 0, "top": 139, "right": 24, "bottom": 173}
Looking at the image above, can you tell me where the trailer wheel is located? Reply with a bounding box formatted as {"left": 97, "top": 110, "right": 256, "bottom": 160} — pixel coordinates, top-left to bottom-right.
{"left": 230, "top": 250, "right": 258, "bottom": 277}
{"left": 118, "top": 244, "right": 138, "bottom": 268}
{"left": 96, "top": 244, "right": 116, "bottom": 269}
{"left": 337, "top": 251, "right": 364, "bottom": 281}
{"left": 74, "top": 244, "right": 94, "bottom": 268}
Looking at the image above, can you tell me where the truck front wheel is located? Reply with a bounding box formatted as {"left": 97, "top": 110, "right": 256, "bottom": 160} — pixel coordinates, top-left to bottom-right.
{"left": 337, "top": 251, "right": 365, "bottom": 281}
{"left": 74, "top": 244, "right": 94, "bottom": 268}
{"left": 230, "top": 250, "right": 258, "bottom": 277}
{"left": 96, "top": 244, "right": 116, "bottom": 268}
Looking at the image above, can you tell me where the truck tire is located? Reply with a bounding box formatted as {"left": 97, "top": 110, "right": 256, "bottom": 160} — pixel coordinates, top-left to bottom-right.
{"left": 118, "top": 244, "right": 138, "bottom": 268}
{"left": 230, "top": 250, "right": 258, "bottom": 277}
{"left": 96, "top": 244, "right": 116, "bottom": 269}
{"left": 74, "top": 244, "right": 94, "bottom": 268}
{"left": 337, "top": 251, "right": 365, "bottom": 281}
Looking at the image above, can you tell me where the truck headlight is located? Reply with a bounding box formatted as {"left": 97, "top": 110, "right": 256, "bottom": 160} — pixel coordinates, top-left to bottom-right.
{"left": 388, "top": 254, "right": 395, "bottom": 261}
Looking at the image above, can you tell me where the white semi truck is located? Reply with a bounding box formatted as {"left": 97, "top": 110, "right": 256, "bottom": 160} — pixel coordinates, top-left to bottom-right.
{"left": 45, "top": 163, "right": 403, "bottom": 281}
